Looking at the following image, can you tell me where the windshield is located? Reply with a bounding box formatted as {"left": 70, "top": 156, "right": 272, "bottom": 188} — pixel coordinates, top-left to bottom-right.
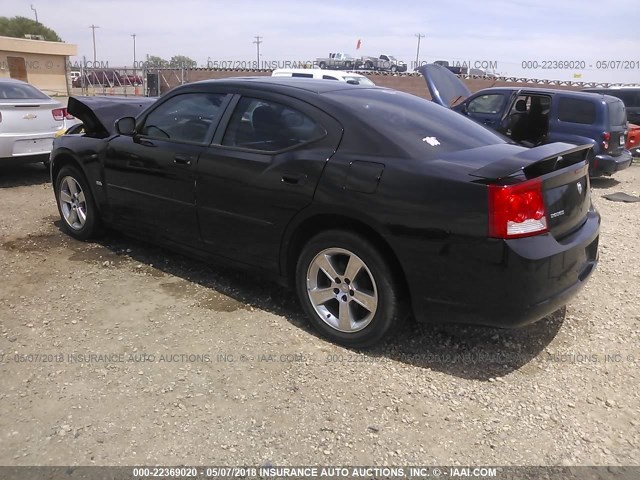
{"left": 326, "top": 89, "right": 506, "bottom": 159}
{"left": 0, "top": 82, "right": 49, "bottom": 100}
{"left": 343, "top": 76, "right": 376, "bottom": 86}
{"left": 387, "top": 56, "right": 397, "bottom": 61}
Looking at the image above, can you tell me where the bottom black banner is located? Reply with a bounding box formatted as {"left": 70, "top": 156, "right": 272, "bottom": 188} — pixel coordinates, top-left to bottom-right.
{"left": 0, "top": 466, "right": 636, "bottom": 480}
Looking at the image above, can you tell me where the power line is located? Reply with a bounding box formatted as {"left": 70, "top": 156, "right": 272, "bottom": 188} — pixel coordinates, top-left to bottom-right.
{"left": 415, "top": 34, "right": 425, "bottom": 68}
{"left": 253, "top": 36, "right": 262, "bottom": 68}
{"left": 89, "top": 25, "right": 100, "bottom": 64}
{"left": 30, "top": 4, "right": 38, "bottom": 24}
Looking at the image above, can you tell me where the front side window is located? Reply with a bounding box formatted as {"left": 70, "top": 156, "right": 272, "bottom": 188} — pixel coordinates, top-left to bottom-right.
{"left": 468, "top": 94, "right": 507, "bottom": 114}
{"left": 222, "top": 97, "right": 325, "bottom": 152}
{"left": 558, "top": 98, "right": 596, "bottom": 125}
{"left": 141, "top": 92, "right": 227, "bottom": 143}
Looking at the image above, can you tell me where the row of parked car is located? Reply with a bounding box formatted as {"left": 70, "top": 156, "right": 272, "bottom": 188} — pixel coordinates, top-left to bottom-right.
{"left": 2, "top": 66, "right": 638, "bottom": 346}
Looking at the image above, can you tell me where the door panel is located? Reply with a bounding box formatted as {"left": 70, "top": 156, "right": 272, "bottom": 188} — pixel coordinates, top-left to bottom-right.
{"left": 196, "top": 94, "right": 343, "bottom": 271}
{"left": 103, "top": 92, "right": 230, "bottom": 246}
{"left": 7, "top": 56, "right": 28, "bottom": 82}
{"left": 104, "top": 135, "right": 203, "bottom": 245}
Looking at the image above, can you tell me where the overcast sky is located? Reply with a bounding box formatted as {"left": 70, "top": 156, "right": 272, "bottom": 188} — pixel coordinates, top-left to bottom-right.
{"left": 3, "top": 0, "right": 639, "bottom": 83}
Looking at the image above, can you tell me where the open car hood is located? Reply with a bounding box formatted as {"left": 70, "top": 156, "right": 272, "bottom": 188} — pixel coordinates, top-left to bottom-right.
{"left": 417, "top": 64, "right": 471, "bottom": 108}
{"left": 67, "top": 96, "right": 156, "bottom": 136}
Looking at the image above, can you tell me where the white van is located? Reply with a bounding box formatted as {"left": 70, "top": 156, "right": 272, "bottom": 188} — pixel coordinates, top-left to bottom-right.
{"left": 271, "top": 68, "right": 375, "bottom": 86}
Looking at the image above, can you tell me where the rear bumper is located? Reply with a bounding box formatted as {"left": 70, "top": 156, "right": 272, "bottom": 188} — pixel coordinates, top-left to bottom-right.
{"left": 0, "top": 131, "right": 59, "bottom": 159}
{"left": 591, "top": 151, "right": 633, "bottom": 176}
{"left": 403, "top": 208, "right": 600, "bottom": 328}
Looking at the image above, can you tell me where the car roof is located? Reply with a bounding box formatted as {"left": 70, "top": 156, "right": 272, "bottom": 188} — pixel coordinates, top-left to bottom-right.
{"left": 188, "top": 76, "right": 371, "bottom": 94}
{"left": 477, "top": 86, "right": 616, "bottom": 100}
{"left": 583, "top": 86, "right": 640, "bottom": 90}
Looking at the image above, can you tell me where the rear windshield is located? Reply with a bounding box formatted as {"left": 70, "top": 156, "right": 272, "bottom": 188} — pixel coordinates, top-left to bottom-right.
{"left": 326, "top": 89, "right": 506, "bottom": 157}
{"left": 0, "top": 82, "right": 49, "bottom": 100}
{"left": 607, "top": 100, "right": 627, "bottom": 126}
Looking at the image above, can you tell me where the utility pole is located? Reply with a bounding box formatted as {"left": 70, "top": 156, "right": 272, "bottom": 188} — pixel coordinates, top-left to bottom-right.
{"left": 89, "top": 25, "right": 100, "bottom": 64}
{"left": 415, "top": 34, "right": 425, "bottom": 69}
{"left": 30, "top": 4, "right": 39, "bottom": 24}
{"left": 253, "top": 36, "right": 262, "bottom": 68}
{"left": 131, "top": 34, "right": 137, "bottom": 69}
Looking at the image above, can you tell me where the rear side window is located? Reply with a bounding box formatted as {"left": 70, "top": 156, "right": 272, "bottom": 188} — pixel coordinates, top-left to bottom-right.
{"left": 607, "top": 100, "right": 627, "bottom": 126}
{"left": 323, "top": 75, "right": 340, "bottom": 80}
{"left": 0, "top": 82, "right": 49, "bottom": 99}
{"left": 558, "top": 98, "right": 596, "bottom": 124}
{"left": 222, "top": 97, "right": 326, "bottom": 152}
{"left": 292, "top": 73, "right": 313, "bottom": 78}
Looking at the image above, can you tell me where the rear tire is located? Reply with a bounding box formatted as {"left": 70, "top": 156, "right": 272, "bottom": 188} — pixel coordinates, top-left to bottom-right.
{"left": 319, "top": 62, "right": 327, "bottom": 69}
{"left": 55, "top": 165, "right": 103, "bottom": 240}
{"left": 295, "top": 230, "right": 401, "bottom": 347}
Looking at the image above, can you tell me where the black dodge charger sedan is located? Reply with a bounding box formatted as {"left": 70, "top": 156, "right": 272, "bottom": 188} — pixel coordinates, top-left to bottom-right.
{"left": 50, "top": 78, "right": 600, "bottom": 347}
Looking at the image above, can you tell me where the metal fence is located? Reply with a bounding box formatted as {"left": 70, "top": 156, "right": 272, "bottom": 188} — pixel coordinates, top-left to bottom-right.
{"left": 69, "top": 66, "right": 637, "bottom": 98}
{"left": 68, "top": 67, "right": 190, "bottom": 97}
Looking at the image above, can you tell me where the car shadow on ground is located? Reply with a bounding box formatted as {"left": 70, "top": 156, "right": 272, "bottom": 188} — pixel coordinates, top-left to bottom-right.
{"left": 0, "top": 162, "right": 50, "bottom": 188}
{"left": 46, "top": 226, "right": 563, "bottom": 381}
{"left": 590, "top": 177, "right": 620, "bottom": 189}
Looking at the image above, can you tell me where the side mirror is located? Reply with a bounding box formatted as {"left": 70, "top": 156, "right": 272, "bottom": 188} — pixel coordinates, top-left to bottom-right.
{"left": 454, "top": 102, "right": 468, "bottom": 115}
{"left": 115, "top": 116, "right": 136, "bottom": 136}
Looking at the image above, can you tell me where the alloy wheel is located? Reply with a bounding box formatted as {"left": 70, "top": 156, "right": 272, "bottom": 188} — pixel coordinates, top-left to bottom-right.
{"left": 306, "top": 247, "right": 378, "bottom": 333}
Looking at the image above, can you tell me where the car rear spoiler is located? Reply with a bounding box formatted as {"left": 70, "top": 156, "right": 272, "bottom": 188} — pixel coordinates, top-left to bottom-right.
{"left": 469, "top": 143, "right": 593, "bottom": 181}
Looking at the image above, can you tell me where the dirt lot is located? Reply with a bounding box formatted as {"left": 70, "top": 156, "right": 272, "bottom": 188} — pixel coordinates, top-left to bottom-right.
{"left": 0, "top": 162, "right": 639, "bottom": 467}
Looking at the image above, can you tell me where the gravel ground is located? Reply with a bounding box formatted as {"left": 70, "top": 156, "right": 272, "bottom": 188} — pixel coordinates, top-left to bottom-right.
{"left": 0, "top": 162, "right": 639, "bottom": 466}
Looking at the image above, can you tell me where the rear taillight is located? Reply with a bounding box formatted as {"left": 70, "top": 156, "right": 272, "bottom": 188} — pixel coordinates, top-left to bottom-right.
{"left": 488, "top": 179, "right": 548, "bottom": 239}
{"left": 52, "top": 108, "right": 74, "bottom": 121}
{"left": 602, "top": 132, "right": 610, "bottom": 150}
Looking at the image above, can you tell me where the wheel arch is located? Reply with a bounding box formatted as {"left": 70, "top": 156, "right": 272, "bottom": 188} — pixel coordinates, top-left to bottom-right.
{"left": 51, "top": 150, "right": 107, "bottom": 216}
{"left": 281, "top": 212, "right": 411, "bottom": 304}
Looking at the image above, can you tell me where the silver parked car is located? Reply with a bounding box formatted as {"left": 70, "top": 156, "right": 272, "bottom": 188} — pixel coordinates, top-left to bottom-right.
{"left": 0, "top": 77, "right": 75, "bottom": 166}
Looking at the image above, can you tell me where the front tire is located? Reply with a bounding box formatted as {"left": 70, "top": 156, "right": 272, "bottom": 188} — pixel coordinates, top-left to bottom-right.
{"left": 295, "top": 230, "right": 401, "bottom": 347}
{"left": 55, "top": 165, "right": 103, "bottom": 240}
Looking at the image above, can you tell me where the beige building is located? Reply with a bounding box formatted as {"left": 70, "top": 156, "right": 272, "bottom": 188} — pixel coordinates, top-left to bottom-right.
{"left": 0, "top": 36, "right": 77, "bottom": 96}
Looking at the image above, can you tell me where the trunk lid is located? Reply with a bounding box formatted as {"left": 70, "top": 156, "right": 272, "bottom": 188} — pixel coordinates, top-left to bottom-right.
{"left": 469, "top": 143, "right": 593, "bottom": 239}
{"left": 417, "top": 63, "right": 471, "bottom": 107}
{"left": 0, "top": 98, "right": 64, "bottom": 135}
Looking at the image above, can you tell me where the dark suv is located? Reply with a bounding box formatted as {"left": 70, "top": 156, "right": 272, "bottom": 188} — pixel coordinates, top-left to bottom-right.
{"left": 582, "top": 87, "right": 640, "bottom": 125}
{"left": 419, "top": 64, "right": 632, "bottom": 177}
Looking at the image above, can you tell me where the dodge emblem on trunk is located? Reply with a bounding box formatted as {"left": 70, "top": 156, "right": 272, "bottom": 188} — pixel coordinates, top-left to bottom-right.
{"left": 577, "top": 182, "right": 583, "bottom": 195}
